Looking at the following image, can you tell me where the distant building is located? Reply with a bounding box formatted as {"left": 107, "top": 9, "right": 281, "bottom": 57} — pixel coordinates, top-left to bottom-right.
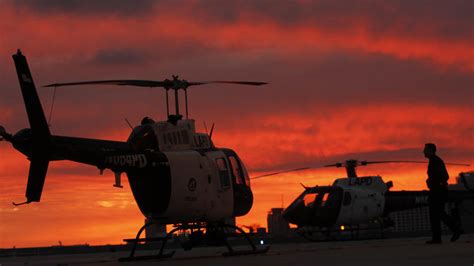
{"left": 267, "top": 208, "right": 290, "bottom": 237}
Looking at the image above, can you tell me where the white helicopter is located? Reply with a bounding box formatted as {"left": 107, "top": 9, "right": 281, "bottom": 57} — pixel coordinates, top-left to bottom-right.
{"left": 1, "top": 50, "right": 268, "bottom": 260}
{"left": 254, "top": 159, "right": 472, "bottom": 241}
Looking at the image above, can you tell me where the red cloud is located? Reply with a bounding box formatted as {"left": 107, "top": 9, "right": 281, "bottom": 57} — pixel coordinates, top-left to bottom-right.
{"left": 0, "top": 4, "right": 472, "bottom": 71}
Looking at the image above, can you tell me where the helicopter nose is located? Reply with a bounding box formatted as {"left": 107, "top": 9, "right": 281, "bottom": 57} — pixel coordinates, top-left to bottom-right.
{"left": 282, "top": 201, "right": 307, "bottom": 226}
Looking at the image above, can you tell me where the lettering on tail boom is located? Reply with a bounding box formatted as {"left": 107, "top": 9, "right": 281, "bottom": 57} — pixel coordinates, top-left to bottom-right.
{"left": 105, "top": 154, "right": 148, "bottom": 168}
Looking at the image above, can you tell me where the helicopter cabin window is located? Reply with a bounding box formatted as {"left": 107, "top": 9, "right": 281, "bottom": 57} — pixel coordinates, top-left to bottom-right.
{"left": 228, "top": 156, "right": 244, "bottom": 185}
{"left": 343, "top": 191, "right": 352, "bottom": 206}
{"left": 241, "top": 162, "right": 251, "bottom": 186}
{"left": 216, "top": 158, "right": 230, "bottom": 189}
{"left": 303, "top": 193, "right": 317, "bottom": 207}
{"left": 128, "top": 125, "right": 159, "bottom": 151}
{"left": 321, "top": 193, "right": 330, "bottom": 207}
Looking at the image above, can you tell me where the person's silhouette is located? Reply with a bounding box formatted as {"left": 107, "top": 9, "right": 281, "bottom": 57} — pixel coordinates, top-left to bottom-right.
{"left": 423, "top": 143, "right": 463, "bottom": 244}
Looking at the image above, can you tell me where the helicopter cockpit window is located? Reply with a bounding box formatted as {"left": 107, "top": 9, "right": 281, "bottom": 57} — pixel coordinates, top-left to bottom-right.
{"left": 216, "top": 158, "right": 231, "bottom": 189}
{"left": 242, "top": 163, "right": 251, "bottom": 186}
{"left": 303, "top": 193, "right": 318, "bottom": 207}
{"left": 128, "top": 125, "right": 159, "bottom": 151}
{"left": 228, "top": 156, "right": 243, "bottom": 185}
{"left": 313, "top": 189, "right": 343, "bottom": 226}
{"left": 343, "top": 191, "right": 352, "bottom": 206}
{"left": 321, "top": 193, "right": 330, "bottom": 207}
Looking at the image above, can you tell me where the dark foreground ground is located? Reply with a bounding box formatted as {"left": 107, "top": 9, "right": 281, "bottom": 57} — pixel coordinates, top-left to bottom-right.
{"left": 1, "top": 234, "right": 473, "bottom": 266}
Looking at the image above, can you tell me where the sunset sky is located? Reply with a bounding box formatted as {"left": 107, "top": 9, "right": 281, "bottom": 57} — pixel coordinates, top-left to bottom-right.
{"left": 0, "top": 0, "right": 472, "bottom": 248}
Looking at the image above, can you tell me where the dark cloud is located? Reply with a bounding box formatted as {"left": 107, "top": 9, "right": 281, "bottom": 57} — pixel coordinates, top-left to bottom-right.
{"left": 7, "top": 0, "right": 472, "bottom": 41}
{"left": 11, "top": 0, "right": 155, "bottom": 16}
{"left": 91, "top": 48, "right": 148, "bottom": 65}
{"left": 186, "top": 0, "right": 473, "bottom": 41}
{"left": 1, "top": 48, "right": 472, "bottom": 135}
{"left": 185, "top": 51, "right": 474, "bottom": 116}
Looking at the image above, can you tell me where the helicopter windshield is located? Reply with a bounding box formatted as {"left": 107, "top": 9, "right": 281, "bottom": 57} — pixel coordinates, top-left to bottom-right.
{"left": 127, "top": 125, "right": 159, "bottom": 151}
{"left": 284, "top": 186, "right": 343, "bottom": 227}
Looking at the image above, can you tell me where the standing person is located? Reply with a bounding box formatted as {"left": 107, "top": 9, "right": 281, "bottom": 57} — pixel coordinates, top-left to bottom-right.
{"left": 424, "top": 143, "right": 463, "bottom": 244}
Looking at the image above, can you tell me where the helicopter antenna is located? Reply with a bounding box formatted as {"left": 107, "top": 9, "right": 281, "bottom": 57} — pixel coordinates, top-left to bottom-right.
{"left": 209, "top": 123, "right": 215, "bottom": 140}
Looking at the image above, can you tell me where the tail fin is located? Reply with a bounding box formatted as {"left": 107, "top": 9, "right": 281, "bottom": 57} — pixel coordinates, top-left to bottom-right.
{"left": 12, "top": 49, "right": 51, "bottom": 203}
{"left": 12, "top": 50, "right": 50, "bottom": 138}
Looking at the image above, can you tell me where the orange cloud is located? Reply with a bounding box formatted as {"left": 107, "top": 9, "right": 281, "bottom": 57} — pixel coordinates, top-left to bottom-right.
{"left": 213, "top": 104, "right": 473, "bottom": 171}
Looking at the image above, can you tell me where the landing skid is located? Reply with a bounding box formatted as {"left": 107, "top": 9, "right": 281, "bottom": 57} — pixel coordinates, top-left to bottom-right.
{"left": 119, "top": 221, "right": 269, "bottom": 262}
{"left": 298, "top": 221, "right": 387, "bottom": 242}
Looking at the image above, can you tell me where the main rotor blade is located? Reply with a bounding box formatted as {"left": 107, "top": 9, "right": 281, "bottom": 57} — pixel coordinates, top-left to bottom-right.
{"left": 44, "top": 80, "right": 167, "bottom": 88}
{"left": 188, "top": 81, "right": 268, "bottom": 86}
{"left": 251, "top": 167, "right": 313, "bottom": 180}
{"left": 44, "top": 80, "right": 267, "bottom": 89}
{"left": 252, "top": 159, "right": 470, "bottom": 180}
{"left": 324, "top": 160, "right": 470, "bottom": 168}
{"left": 364, "top": 160, "right": 470, "bottom": 167}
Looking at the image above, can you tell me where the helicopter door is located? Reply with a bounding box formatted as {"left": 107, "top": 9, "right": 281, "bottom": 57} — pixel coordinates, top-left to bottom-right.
{"left": 337, "top": 190, "right": 354, "bottom": 225}
{"left": 216, "top": 158, "right": 231, "bottom": 190}
{"left": 204, "top": 151, "right": 233, "bottom": 220}
{"left": 226, "top": 153, "right": 253, "bottom": 217}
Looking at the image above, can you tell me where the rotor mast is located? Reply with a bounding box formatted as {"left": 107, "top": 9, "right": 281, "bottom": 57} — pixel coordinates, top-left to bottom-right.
{"left": 165, "top": 75, "right": 190, "bottom": 120}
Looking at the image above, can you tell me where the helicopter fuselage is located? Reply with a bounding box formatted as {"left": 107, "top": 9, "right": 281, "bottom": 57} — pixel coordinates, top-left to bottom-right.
{"left": 7, "top": 50, "right": 253, "bottom": 225}
{"left": 283, "top": 175, "right": 473, "bottom": 229}
{"left": 10, "top": 119, "right": 253, "bottom": 224}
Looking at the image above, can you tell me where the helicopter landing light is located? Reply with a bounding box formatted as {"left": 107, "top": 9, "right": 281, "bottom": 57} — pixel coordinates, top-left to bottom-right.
{"left": 340, "top": 225, "right": 345, "bottom": 231}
